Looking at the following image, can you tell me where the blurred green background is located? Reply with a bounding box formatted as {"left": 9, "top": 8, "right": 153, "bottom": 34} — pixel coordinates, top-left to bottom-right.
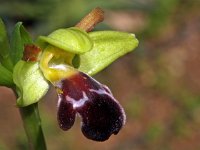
{"left": 0, "top": 0, "right": 200, "bottom": 149}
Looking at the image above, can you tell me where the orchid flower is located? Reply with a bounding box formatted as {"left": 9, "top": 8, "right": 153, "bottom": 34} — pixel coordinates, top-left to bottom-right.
{"left": 0, "top": 8, "right": 138, "bottom": 143}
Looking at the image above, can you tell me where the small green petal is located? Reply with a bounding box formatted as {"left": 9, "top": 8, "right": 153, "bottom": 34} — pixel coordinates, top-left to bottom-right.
{"left": 38, "top": 27, "right": 93, "bottom": 54}
{"left": 79, "top": 31, "right": 139, "bottom": 75}
{"left": 13, "top": 60, "right": 49, "bottom": 107}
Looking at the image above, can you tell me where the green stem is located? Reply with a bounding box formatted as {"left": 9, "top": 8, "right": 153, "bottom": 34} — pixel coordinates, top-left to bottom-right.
{"left": 19, "top": 103, "right": 47, "bottom": 150}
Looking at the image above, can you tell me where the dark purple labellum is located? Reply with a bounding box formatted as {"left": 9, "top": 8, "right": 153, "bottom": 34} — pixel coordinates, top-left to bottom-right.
{"left": 55, "top": 72, "right": 126, "bottom": 141}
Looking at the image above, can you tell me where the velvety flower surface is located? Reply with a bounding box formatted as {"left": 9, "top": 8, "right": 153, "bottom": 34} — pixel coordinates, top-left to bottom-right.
{"left": 55, "top": 71, "right": 126, "bottom": 141}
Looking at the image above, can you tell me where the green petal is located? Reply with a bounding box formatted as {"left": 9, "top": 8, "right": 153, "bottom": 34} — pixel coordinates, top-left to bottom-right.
{"left": 38, "top": 27, "right": 93, "bottom": 54}
{"left": 0, "top": 18, "right": 13, "bottom": 71}
{"left": 0, "top": 63, "right": 13, "bottom": 87}
{"left": 13, "top": 60, "right": 49, "bottom": 107}
{"left": 79, "top": 31, "right": 139, "bottom": 75}
{"left": 10, "top": 22, "right": 32, "bottom": 65}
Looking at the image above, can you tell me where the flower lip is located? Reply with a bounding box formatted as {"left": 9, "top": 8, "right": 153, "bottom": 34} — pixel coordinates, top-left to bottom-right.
{"left": 57, "top": 97, "right": 76, "bottom": 130}
{"left": 66, "top": 92, "right": 88, "bottom": 109}
{"left": 56, "top": 71, "right": 126, "bottom": 141}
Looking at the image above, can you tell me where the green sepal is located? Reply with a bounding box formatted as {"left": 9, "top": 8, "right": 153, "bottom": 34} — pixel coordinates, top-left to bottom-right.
{"left": 10, "top": 22, "right": 32, "bottom": 65}
{"left": 0, "top": 18, "right": 13, "bottom": 71}
{"left": 79, "top": 31, "right": 139, "bottom": 75}
{"left": 0, "top": 63, "right": 13, "bottom": 87}
{"left": 13, "top": 60, "right": 49, "bottom": 107}
{"left": 38, "top": 27, "right": 93, "bottom": 54}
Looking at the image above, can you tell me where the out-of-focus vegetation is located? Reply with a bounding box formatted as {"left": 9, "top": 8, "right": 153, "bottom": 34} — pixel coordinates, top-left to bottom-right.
{"left": 0, "top": 0, "right": 181, "bottom": 35}
{"left": 0, "top": 0, "right": 200, "bottom": 150}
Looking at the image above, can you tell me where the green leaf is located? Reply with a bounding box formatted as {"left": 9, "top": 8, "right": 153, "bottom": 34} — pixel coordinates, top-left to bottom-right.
{"left": 13, "top": 60, "right": 49, "bottom": 107}
{"left": 79, "top": 31, "right": 139, "bottom": 75}
{"left": 0, "top": 63, "right": 13, "bottom": 87}
{"left": 38, "top": 27, "right": 93, "bottom": 54}
{"left": 10, "top": 22, "right": 32, "bottom": 65}
{"left": 0, "top": 18, "right": 13, "bottom": 71}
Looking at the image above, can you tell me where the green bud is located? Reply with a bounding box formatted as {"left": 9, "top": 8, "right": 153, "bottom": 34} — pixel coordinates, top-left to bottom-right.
{"left": 10, "top": 22, "right": 32, "bottom": 65}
